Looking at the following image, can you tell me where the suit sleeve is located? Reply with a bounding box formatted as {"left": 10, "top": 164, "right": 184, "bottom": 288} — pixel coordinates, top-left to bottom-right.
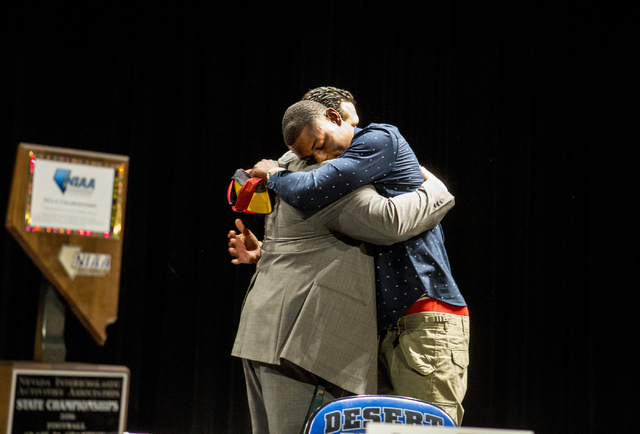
{"left": 321, "top": 174, "right": 455, "bottom": 246}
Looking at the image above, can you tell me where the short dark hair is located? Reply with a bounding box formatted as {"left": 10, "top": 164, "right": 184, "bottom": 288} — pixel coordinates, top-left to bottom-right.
{"left": 301, "top": 86, "right": 356, "bottom": 121}
{"left": 282, "top": 100, "right": 327, "bottom": 148}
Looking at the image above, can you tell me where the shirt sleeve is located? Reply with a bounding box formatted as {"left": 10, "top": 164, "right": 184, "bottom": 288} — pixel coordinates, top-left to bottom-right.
{"left": 321, "top": 178, "right": 455, "bottom": 245}
{"left": 266, "top": 128, "right": 397, "bottom": 209}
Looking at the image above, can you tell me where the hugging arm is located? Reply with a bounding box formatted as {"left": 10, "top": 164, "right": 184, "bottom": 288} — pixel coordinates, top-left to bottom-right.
{"left": 321, "top": 173, "right": 454, "bottom": 246}
{"left": 265, "top": 130, "right": 397, "bottom": 209}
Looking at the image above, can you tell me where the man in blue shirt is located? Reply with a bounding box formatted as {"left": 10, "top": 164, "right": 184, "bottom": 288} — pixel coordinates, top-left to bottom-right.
{"left": 252, "top": 94, "right": 469, "bottom": 425}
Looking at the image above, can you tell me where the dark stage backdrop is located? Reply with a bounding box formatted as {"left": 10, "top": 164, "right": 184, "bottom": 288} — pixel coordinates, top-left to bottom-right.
{"left": 0, "top": 5, "right": 634, "bottom": 434}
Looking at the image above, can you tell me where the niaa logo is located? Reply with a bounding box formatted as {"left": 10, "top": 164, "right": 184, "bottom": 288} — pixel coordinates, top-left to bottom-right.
{"left": 53, "top": 169, "right": 96, "bottom": 193}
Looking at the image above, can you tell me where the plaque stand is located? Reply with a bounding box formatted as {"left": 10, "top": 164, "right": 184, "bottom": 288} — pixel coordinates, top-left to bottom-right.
{"left": 34, "top": 277, "right": 67, "bottom": 364}
{"left": 2, "top": 143, "right": 131, "bottom": 433}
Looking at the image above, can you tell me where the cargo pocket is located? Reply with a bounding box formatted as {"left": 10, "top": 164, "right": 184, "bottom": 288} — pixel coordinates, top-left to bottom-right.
{"left": 451, "top": 349, "right": 469, "bottom": 370}
{"left": 397, "top": 327, "right": 439, "bottom": 376}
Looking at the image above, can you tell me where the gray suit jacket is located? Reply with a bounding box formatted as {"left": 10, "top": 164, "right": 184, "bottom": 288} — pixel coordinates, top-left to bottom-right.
{"left": 231, "top": 163, "right": 455, "bottom": 395}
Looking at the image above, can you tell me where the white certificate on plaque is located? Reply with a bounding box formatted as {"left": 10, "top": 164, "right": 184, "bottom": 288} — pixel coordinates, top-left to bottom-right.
{"left": 29, "top": 159, "right": 115, "bottom": 234}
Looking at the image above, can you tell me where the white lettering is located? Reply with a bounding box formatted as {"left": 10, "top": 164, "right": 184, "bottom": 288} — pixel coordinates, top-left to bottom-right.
{"left": 19, "top": 377, "right": 51, "bottom": 387}
{"left": 15, "top": 399, "right": 45, "bottom": 411}
{"left": 45, "top": 399, "right": 119, "bottom": 412}
{"left": 46, "top": 421, "right": 87, "bottom": 430}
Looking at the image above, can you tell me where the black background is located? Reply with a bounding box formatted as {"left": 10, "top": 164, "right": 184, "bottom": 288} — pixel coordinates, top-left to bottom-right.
{"left": 1, "top": 4, "right": 635, "bottom": 434}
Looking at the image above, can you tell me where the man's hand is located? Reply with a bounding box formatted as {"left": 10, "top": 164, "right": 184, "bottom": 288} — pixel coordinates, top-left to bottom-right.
{"left": 252, "top": 159, "right": 280, "bottom": 180}
{"left": 419, "top": 165, "right": 448, "bottom": 191}
{"left": 228, "top": 219, "right": 262, "bottom": 264}
{"left": 420, "top": 166, "right": 431, "bottom": 180}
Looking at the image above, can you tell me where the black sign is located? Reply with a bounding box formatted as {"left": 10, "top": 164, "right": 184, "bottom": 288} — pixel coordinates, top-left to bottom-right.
{"left": 9, "top": 370, "right": 127, "bottom": 434}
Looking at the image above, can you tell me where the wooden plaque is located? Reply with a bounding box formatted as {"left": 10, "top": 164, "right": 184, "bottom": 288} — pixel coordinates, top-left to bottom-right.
{"left": 5, "top": 143, "right": 129, "bottom": 346}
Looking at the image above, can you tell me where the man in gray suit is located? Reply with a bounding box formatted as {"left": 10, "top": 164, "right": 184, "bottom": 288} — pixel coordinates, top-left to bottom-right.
{"left": 228, "top": 149, "right": 455, "bottom": 434}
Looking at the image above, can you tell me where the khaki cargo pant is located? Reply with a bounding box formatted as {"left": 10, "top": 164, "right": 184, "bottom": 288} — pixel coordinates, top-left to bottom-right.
{"left": 379, "top": 312, "right": 470, "bottom": 426}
